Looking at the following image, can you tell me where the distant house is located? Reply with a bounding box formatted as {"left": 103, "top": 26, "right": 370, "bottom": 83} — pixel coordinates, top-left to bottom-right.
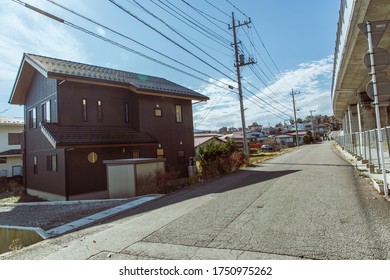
{"left": 286, "top": 131, "right": 307, "bottom": 145}
{"left": 274, "top": 134, "right": 295, "bottom": 147}
{"left": 0, "top": 116, "right": 24, "bottom": 177}
{"left": 220, "top": 132, "right": 248, "bottom": 150}
{"left": 262, "top": 127, "right": 275, "bottom": 136}
{"left": 288, "top": 122, "right": 313, "bottom": 131}
{"left": 248, "top": 122, "right": 263, "bottom": 132}
{"left": 246, "top": 131, "right": 267, "bottom": 143}
{"left": 194, "top": 133, "right": 225, "bottom": 156}
{"left": 218, "top": 126, "right": 238, "bottom": 134}
{"left": 9, "top": 53, "right": 208, "bottom": 201}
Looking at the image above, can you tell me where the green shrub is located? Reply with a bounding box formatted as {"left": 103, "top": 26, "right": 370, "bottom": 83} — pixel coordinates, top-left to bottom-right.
{"left": 197, "top": 140, "right": 246, "bottom": 180}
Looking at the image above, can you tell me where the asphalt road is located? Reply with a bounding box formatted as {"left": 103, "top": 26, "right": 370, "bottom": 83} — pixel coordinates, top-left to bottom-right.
{"left": 2, "top": 141, "right": 390, "bottom": 260}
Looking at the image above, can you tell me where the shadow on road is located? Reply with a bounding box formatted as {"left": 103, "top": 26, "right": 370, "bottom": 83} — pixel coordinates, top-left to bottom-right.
{"left": 99, "top": 168, "right": 301, "bottom": 226}
{"left": 259, "top": 162, "right": 352, "bottom": 167}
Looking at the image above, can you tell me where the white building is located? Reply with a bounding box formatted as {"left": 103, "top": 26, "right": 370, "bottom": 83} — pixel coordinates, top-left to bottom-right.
{"left": 0, "top": 116, "right": 24, "bottom": 177}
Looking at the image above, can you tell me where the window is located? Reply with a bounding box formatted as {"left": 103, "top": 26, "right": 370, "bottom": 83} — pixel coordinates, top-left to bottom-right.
{"left": 175, "top": 105, "right": 182, "bottom": 123}
{"left": 42, "top": 100, "right": 51, "bottom": 123}
{"left": 33, "top": 156, "right": 38, "bottom": 174}
{"left": 29, "top": 107, "right": 37, "bottom": 129}
{"left": 81, "top": 98, "right": 88, "bottom": 122}
{"left": 97, "top": 100, "right": 103, "bottom": 122}
{"left": 132, "top": 151, "right": 140, "bottom": 158}
{"left": 47, "top": 155, "right": 58, "bottom": 172}
{"left": 154, "top": 107, "right": 162, "bottom": 117}
{"left": 178, "top": 150, "right": 185, "bottom": 163}
{"left": 8, "top": 133, "right": 21, "bottom": 145}
{"left": 156, "top": 148, "right": 164, "bottom": 158}
{"left": 0, "top": 157, "right": 7, "bottom": 164}
{"left": 87, "top": 152, "right": 98, "bottom": 164}
{"left": 12, "top": 165, "right": 22, "bottom": 176}
{"left": 125, "top": 103, "right": 129, "bottom": 123}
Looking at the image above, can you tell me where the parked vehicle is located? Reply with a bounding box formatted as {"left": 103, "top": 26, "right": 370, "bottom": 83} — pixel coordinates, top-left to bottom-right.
{"left": 260, "top": 144, "right": 273, "bottom": 151}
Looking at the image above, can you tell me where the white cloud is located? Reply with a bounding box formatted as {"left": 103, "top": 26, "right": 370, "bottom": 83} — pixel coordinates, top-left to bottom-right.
{"left": 194, "top": 56, "right": 334, "bottom": 131}
{"left": 0, "top": 0, "right": 89, "bottom": 116}
{"left": 96, "top": 26, "right": 106, "bottom": 37}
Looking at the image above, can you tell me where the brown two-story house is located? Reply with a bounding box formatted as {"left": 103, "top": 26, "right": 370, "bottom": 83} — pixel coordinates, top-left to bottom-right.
{"left": 9, "top": 53, "right": 208, "bottom": 201}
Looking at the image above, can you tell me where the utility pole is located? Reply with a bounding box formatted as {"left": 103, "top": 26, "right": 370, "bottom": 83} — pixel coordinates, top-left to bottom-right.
{"left": 229, "top": 12, "right": 255, "bottom": 158}
{"left": 309, "top": 109, "right": 316, "bottom": 136}
{"left": 291, "top": 89, "right": 300, "bottom": 147}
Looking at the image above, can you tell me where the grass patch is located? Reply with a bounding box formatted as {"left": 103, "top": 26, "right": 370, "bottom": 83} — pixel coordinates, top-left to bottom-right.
{"left": 249, "top": 148, "right": 296, "bottom": 165}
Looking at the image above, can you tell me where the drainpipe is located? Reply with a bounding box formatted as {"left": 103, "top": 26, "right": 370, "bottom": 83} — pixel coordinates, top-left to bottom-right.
{"left": 65, "top": 149, "right": 69, "bottom": 201}
{"left": 22, "top": 117, "right": 27, "bottom": 194}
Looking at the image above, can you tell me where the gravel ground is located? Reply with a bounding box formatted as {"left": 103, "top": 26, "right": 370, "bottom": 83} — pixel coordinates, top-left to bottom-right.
{"left": 0, "top": 199, "right": 132, "bottom": 230}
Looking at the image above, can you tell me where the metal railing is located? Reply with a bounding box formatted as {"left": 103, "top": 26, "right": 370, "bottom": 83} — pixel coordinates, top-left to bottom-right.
{"left": 337, "top": 127, "right": 390, "bottom": 171}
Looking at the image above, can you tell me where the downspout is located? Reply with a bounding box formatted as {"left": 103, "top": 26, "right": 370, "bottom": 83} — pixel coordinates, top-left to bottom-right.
{"left": 22, "top": 110, "right": 27, "bottom": 194}
{"left": 58, "top": 79, "right": 70, "bottom": 200}
{"left": 65, "top": 148, "right": 69, "bottom": 201}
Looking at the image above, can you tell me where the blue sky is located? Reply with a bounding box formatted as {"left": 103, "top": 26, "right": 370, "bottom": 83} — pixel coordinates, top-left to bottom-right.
{"left": 0, "top": 0, "right": 340, "bottom": 130}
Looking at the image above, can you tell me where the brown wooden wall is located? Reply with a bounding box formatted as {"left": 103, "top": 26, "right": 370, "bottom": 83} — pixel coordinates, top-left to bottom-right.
{"left": 58, "top": 82, "right": 139, "bottom": 129}
{"left": 66, "top": 145, "right": 157, "bottom": 196}
{"left": 138, "top": 95, "right": 195, "bottom": 177}
{"left": 24, "top": 72, "right": 65, "bottom": 196}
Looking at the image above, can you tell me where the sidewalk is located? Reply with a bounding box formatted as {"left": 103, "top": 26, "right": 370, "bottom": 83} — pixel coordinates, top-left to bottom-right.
{"left": 334, "top": 143, "right": 390, "bottom": 200}
{"left": 0, "top": 195, "right": 162, "bottom": 256}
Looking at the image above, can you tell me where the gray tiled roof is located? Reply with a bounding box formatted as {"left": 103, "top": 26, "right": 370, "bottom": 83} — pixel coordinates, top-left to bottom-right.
{"left": 0, "top": 149, "right": 22, "bottom": 156}
{"left": 26, "top": 53, "right": 208, "bottom": 100}
{"left": 43, "top": 123, "right": 158, "bottom": 147}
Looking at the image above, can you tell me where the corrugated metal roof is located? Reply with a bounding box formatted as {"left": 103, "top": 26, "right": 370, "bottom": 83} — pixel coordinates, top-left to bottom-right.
{"left": 26, "top": 53, "right": 208, "bottom": 100}
{"left": 42, "top": 123, "right": 158, "bottom": 147}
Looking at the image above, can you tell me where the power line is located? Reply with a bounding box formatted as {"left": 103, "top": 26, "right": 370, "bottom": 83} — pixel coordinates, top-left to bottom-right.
{"left": 248, "top": 64, "right": 291, "bottom": 102}
{"left": 195, "top": 89, "right": 230, "bottom": 127}
{"left": 148, "top": 0, "right": 232, "bottom": 52}
{"left": 13, "top": 0, "right": 233, "bottom": 91}
{"left": 242, "top": 85, "right": 291, "bottom": 118}
{"left": 132, "top": 0, "right": 233, "bottom": 74}
{"left": 159, "top": 0, "right": 231, "bottom": 45}
{"left": 204, "top": 0, "right": 230, "bottom": 18}
{"left": 180, "top": 0, "right": 230, "bottom": 32}
{"left": 243, "top": 27, "right": 278, "bottom": 82}
{"left": 242, "top": 77, "right": 293, "bottom": 113}
{"left": 225, "top": 0, "right": 249, "bottom": 18}
{"left": 109, "top": 0, "right": 234, "bottom": 82}
{"left": 242, "top": 91, "right": 287, "bottom": 121}
{"left": 45, "top": 0, "right": 230, "bottom": 87}
{"left": 181, "top": 0, "right": 228, "bottom": 25}
{"left": 242, "top": 26, "right": 292, "bottom": 94}
{"left": 252, "top": 24, "right": 289, "bottom": 84}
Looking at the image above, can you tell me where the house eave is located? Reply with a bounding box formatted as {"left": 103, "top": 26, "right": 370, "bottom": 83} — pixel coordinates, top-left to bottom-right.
{"left": 56, "top": 142, "right": 158, "bottom": 149}
{"left": 49, "top": 74, "right": 209, "bottom": 101}
{"left": 9, "top": 54, "right": 50, "bottom": 105}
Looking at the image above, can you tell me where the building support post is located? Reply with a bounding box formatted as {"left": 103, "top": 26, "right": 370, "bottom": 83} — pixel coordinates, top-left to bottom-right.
{"left": 366, "top": 21, "right": 388, "bottom": 199}
{"left": 357, "top": 103, "right": 364, "bottom": 156}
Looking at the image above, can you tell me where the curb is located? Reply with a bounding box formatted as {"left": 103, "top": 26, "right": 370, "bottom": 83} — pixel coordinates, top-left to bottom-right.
{"left": 0, "top": 194, "right": 163, "bottom": 256}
